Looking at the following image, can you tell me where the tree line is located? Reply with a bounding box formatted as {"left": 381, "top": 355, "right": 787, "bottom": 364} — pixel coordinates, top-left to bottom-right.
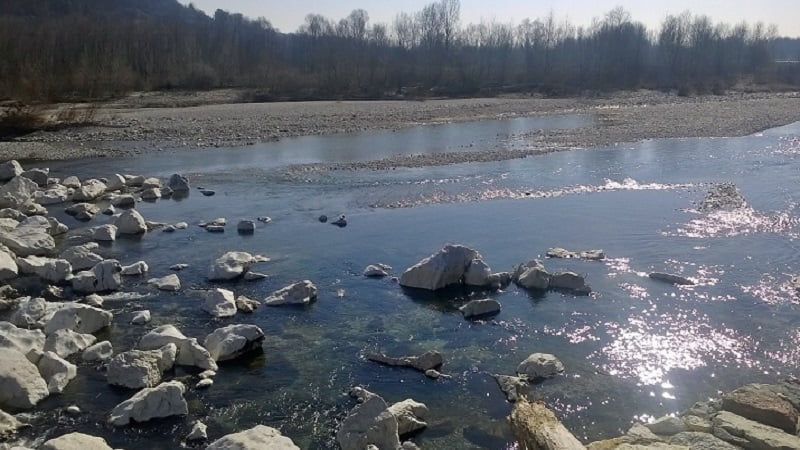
{"left": 0, "top": 0, "right": 798, "bottom": 102}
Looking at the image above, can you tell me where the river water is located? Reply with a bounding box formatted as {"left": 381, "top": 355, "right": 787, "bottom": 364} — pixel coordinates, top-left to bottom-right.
{"left": 8, "top": 116, "right": 800, "bottom": 448}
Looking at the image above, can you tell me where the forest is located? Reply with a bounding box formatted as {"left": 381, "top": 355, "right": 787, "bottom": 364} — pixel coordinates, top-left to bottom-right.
{"left": 1, "top": 0, "right": 799, "bottom": 102}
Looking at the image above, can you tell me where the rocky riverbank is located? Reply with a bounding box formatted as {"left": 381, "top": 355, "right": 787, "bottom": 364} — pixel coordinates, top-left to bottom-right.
{"left": 1, "top": 90, "right": 799, "bottom": 165}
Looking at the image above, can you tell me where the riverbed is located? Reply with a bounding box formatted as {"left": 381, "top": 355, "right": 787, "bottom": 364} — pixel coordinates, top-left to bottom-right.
{"left": 5, "top": 116, "right": 800, "bottom": 449}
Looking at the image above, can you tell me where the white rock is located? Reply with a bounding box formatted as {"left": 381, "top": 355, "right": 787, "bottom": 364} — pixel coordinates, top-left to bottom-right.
{"left": 44, "top": 304, "right": 113, "bottom": 335}
{"left": 106, "top": 344, "right": 177, "bottom": 389}
{"left": 196, "top": 378, "right": 214, "bottom": 389}
{"left": 0, "top": 160, "right": 23, "bottom": 182}
{"left": 72, "top": 179, "right": 107, "bottom": 202}
{"left": 90, "top": 224, "right": 117, "bottom": 242}
{"left": 203, "top": 324, "right": 265, "bottom": 361}
{"left": 65, "top": 202, "right": 99, "bottom": 221}
{"left": 62, "top": 176, "right": 81, "bottom": 189}
{"left": 337, "top": 389, "right": 401, "bottom": 450}
{"left": 0, "top": 208, "right": 25, "bottom": 220}
{"left": 207, "top": 251, "right": 258, "bottom": 281}
{"left": 41, "top": 432, "right": 113, "bottom": 450}
{"left": 105, "top": 174, "right": 126, "bottom": 192}
{"left": 9, "top": 297, "right": 49, "bottom": 328}
{"left": 147, "top": 274, "right": 180, "bottom": 291}
{"left": 0, "top": 348, "right": 49, "bottom": 409}
{"left": 463, "top": 258, "right": 492, "bottom": 286}
{"left": 82, "top": 341, "right": 113, "bottom": 362}
{"left": 47, "top": 217, "right": 69, "bottom": 236}
{"left": 459, "top": 298, "right": 501, "bottom": 318}
{"left": 30, "top": 350, "right": 77, "bottom": 394}
{"left": 265, "top": 280, "right": 317, "bottom": 306}
{"left": 131, "top": 310, "right": 151, "bottom": 325}
{"left": 235, "top": 296, "right": 261, "bottom": 313}
{"left": 170, "top": 263, "right": 189, "bottom": 271}
{"left": 115, "top": 209, "right": 147, "bottom": 234}
{"left": 0, "top": 227, "right": 55, "bottom": 257}
{"left": 138, "top": 325, "right": 218, "bottom": 371}
{"left": 82, "top": 293, "right": 104, "bottom": 307}
{"left": 109, "top": 380, "right": 188, "bottom": 426}
{"left": 111, "top": 194, "right": 136, "bottom": 207}
{"left": 0, "top": 321, "right": 45, "bottom": 354}
{"left": 517, "top": 353, "right": 564, "bottom": 380}
{"left": 141, "top": 187, "right": 161, "bottom": 200}
{"left": 549, "top": 271, "right": 590, "bottom": 294}
{"left": 201, "top": 288, "right": 237, "bottom": 317}
{"left": 35, "top": 184, "right": 69, "bottom": 205}
{"left": 175, "top": 222, "right": 188, "bottom": 229}
{"left": 514, "top": 260, "right": 551, "bottom": 290}
{"left": 16, "top": 256, "right": 72, "bottom": 283}
{"left": 187, "top": 421, "right": 208, "bottom": 441}
{"left": 61, "top": 243, "right": 103, "bottom": 271}
{"left": 399, "top": 245, "right": 481, "bottom": 290}
{"left": 121, "top": 261, "right": 148, "bottom": 276}
{"left": 0, "top": 407, "right": 23, "bottom": 436}
{"left": 207, "top": 425, "right": 300, "bottom": 450}
{"left": 66, "top": 405, "right": 81, "bottom": 414}
{"left": 388, "top": 399, "right": 429, "bottom": 436}
{"left": 0, "top": 249, "right": 18, "bottom": 281}
{"left": 364, "top": 265, "right": 389, "bottom": 277}
{"left": 0, "top": 176, "right": 38, "bottom": 209}
{"left": 71, "top": 260, "right": 121, "bottom": 294}
{"left": 44, "top": 329, "right": 97, "bottom": 358}
{"left": 243, "top": 271, "right": 268, "bottom": 281}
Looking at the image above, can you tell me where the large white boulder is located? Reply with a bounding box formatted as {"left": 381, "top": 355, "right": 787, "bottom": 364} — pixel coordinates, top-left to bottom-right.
{"left": 337, "top": 389, "right": 401, "bottom": 450}
{"left": 41, "top": 432, "right": 113, "bottom": 450}
{"left": 90, "top": 224, "right": 117, "bottom": 242}
{"left": 115, "top": 209, "right": 147, "bottom": 234}
{"left": 203, "top": 324, "right": 265, "bottom": 361}
{"left": 207, "top": 251, "right": 258, "bottom": 281}
{"left": 61, "top": 243, "right": 104, "bottom": 271}
{"left": 43, "top": 304, "right": 113, "bottom": 335}
{"left": 29, "top": 350, "right": 77, "bottom": 394}
{"left": 517, "top": 353, "right": 564, "bottom": 381}
{"left": 388, "top": 399, "right": 429, "bottom": 436}
{"left": 0, "top": 248, "right": 18, "bottom": 281}
{"left": 138, "top": 325, "right": 217, "bottom": 371}
{"left": 265, "top": 281, "right": 317, "bottom": 306}
{"left": 105, "top": 174, "right": 126, "bottom": 192}
{"left": 0, "top": 160, "right": 23, "bottom": 182}
{"left": 514, "top": 260, "right": 551, "bottom": 290}
{"left": 399, "top": 245, "right": 481, "bottom": 290}
{"left": 71, "top": 260, "right": 121, "bottom": 294}
{"left": 44, "top": 329, "right": 97, "bottom": 358}
{"left": 463, "top": 258, "right": 492, "bottom": 286}
{"left": 16, "top": 256, "right": 72, "bottom": 283}
{"left": 0, "top": 227, "right": 55, "bottom": 257}
{"left": 201, "top": 288, "right": 237, "bottom": 317}
{"left": 71, "top": 179, "right": 107, "bottom": 202}
{"left": 106, "top": 344, "right": 177, "bottom": 389}
{"left": 108, "top": 380, "right": 188, "bottom": 426}
{"left": 0, "top": 176, "right": 38, "bottom": 209}
{"left": 0, "top": 348, "right": 49, "bottom": 409}
{"left": 0, "top": 321, "right": 45, "bottom": 354}
{"left": 206, "top": 425, "right": 299, "bottom": 450}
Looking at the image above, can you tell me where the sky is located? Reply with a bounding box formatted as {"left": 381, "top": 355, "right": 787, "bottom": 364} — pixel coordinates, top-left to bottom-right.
{"left": 178, "top": 0, "right": 800, "bottom": 37}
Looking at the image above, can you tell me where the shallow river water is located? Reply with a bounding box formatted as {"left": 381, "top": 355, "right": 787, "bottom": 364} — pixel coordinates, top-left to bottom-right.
{"left": 9, "top": 116, "right": 800, "bottom": 448}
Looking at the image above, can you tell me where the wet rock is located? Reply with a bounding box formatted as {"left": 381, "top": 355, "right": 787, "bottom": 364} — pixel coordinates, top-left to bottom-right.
{"left": 115, "top": 209, "right": 147, "bottom": 234}
{"left": 0, "top": 321, "right": 45, "bottom": 354}
{"left": 646, "top": 416, "right": 689, "bottom": 436}
{"left": 111, "top": 194, "right": 136, "bottom": 207}
{"left": 35, "top": 184, "right": 69, "bottom": 205}
{"left": 235, "top": 296, "right": 260, "bottom": 313}
{"left": 546, "top": 247, "right": 605, "bottom": 260}
{"left": 82, "top": 293, "right": 104, "bottom": 307}
{"left": 141, "top": 187, "right": 161, "bottom": 201}
{"left": 0, "top": 348, "right": 49, "bottom": 409}
{"left": 517, "top": 353, "right": 564, "bottom": 381}
{"left": 66, "top": 405, "right": 81, "bottom": 415}
{"left": 201, "top": 288, "right": 237, "bottom": 317}
{"left": 549, "top": 271, "right": 591, "bottom": 294}
{"left": 509, "top": 398, "right": 584, "bottom": 450}
{"left": 199, "top": 217, "right": 226, "bottom": 228}
{"left": 237, "top": 219, "right": 255, "bottom": 234}
{"left": 699, "top": 183, "right": 746, "bottom": 211}
{"left": 43, "top": 303, "right": 112, "bottom": 335}
{"left": 29, "top": 350, "right": 77, "bottom": 394}
{"left": 257, "top": 216, "right": 272, "bottom": 223}
{"left": 463, "top": 258, "right": 493, "bottom": 286}
{"left": 20, "top": 168, "right": 49, "bottom": 187}
{"left": 105, "top": 174, "right": 126, "bottom": 192}
{"left": 199, "top": 189, "right": 215, "bottom": 196}
{"left": 82, "top": 341, "right": 113, "bottom": 362}
{"left": 121, "top": 261, "right": 148, "bottom": 276}
{"left": 61, "top": 243, "right": 103, "bottom": 271}
{"left": 265, "top": 280, "right": 318, "bottom": 306}
{"left": 72, "top": 260, "right": 121, "bottom": 293}
{"left": 106, "top": 344, "right": 177, "bottom": 389}
{"left": 207, "top": 425, "right": 300, "bottom": 450}
{"left": 41, "top": 432, "right": 113, "bottom": 450}
{"left": 332, "top": 215, "right": 348, "bottom": 227}
{"left": 72, "top": 179, "right": 107, "bottom": 202}
{"left": 493, "top": 374, "right": 529, "bottom": 402}
{"left": 682, "top": 415, "right": 713, "bottom": 433}
{"left": 207, "top": 251, "right": 259, "bottom": 281}
{"left": 721, "top": 383, "right": 799, "bottom": 433}
{"left": 206, "top": 225, "right": 225, "bottom": 232}
{"left": 318, "top": 215, "right": 328, "bottom": 223}
{"left": 243, "top": 271, "right": 267, "bottom": 281}
{"left": 388, "top": 399, "right": 429, "bottom": 436}
{"left": 0, "top": 176, "right": 38, "bottom": 209}
{"left": 65, "top": 202, "right": 99, "bottom": 221}
{"left": 196, "top": 378, "right": 213, "bottom": 389}
{"left": 649, "top": 272, "right": 694, "bottom": 286}
{"left": 109, "top": 380, "right": 188, "bottom": 426}
{"left": 0, "top": 227, "right": 55, "bottom": 257}
{"left": 712, "top": 410, "right": 800, "bottom": 449}
{"left": 337, "top": 389, "right": 400, "bottom": 450}
{"left": 44, "top": 329, "right": 96, "bottom": 358}
{"left": 514, "top": 260, "right": 551, "bottom": 290}
{"left": 364, "top": 264, "right": 389, "bottom": 277}
{"left": 367, "top": 350, "right": 443, "bottom": 372}
{"left": 170, "top": 263, "right": 189, "bottom": 271}
{"left": 90, "top": 224, "right": 117, "bottom": 242}
{"left": 669, "top": 431, "right": 739, "bottom": 450}
{"left": 102, "top": 205, "right": 115, "bottom": 215}
{"left": 138, "top": 325, "right": 217, "bottom": 371}
{"left": 0, "top": 407, "right": 23, "bottom": 436}
{"left": 399, "top": 244, "right": 480, "bottom": 290}
{"left": 460, "top": 298, "right": 501, "bottom": 319}
{"left": 203, "top": 324, "right": 265, "bottom": 361}
{"left": 148, "top": 274, "right": 181, "bottom": 291}
{"left": 167, "top": 174, "right": 190, "bottom": 192}
{"left": 9, "top": 296, "right": 49, "bottom": 328}
{"left": 131, "top": 310, "right": 151, "bottom": 325}
{"left": 62, "top": 176, "right": 81, "bottom": 189}
{"left": 0, "top": 248, "right": 17, "bottom": 281}
{"left": 0, "top": 160, "right": 23, "bottom": 181}
{"left": 187, "top": 421, "right": 208, "bottom": 441}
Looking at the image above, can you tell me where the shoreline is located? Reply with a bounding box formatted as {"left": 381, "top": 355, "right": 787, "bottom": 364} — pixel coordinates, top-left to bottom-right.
{"left": 1, "top": 90, "right": 799, "bottom": 164}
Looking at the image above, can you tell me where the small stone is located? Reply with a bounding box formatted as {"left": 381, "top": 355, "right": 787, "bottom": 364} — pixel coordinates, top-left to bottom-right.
{"left": 517, "top": 353, "right": 564, "bottom": 381}
{"left": 199, "top": 189, "right": 215, "bottom": 196}
{"left": 243, "top": 271, "right": 267, "bottom": 281}
{"left": 198, "top": 370, "right": 216, "bottom": 379}
{"left": 187, "top": 421, "right": 208, "bottom": 441}
{"left": 121, "top": 261, "right": 149, "bottom": 276}
{"left": 131, "top": 310, "right": 151, "bottom": 325}
{"left": 206, "top": 225, "right": 225, "bottom": 233}
{"left": 66, "top": 405, "right": 81, "bottom": 415}
{"left": 148, "top": 274, "right": 180, "bottom": 291}
{"left": 237, "top": 220, "right": 256, "bottom": 234}
{"left": 169, "top": 263, "right": 189, "bottom": 271}
{"left": 460, "top": 298, "right": 501, "bottom": 318}
{"left": 332, "top": 215, "right": 347, "bottom": 227}
{"left": 196, "top": 378, "right": 213, "bottom": 389}
{"left": 257, "top": 216, "right": 271, "bottom": 223}
{"left": 364, "top": 265, "right": 389, "bottom": 277}
{"left": 318, "top": 215, "right": 328, "bottom": 223}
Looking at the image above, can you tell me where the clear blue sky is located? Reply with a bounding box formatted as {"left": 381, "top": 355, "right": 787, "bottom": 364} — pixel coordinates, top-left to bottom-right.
{"left": 179, "top": 0, "right": 800, "bottom": 37}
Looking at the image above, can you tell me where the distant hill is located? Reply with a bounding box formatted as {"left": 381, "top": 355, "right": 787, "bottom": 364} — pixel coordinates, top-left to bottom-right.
{"left": 0, "top": 0, "right": 209, "bottom": 21}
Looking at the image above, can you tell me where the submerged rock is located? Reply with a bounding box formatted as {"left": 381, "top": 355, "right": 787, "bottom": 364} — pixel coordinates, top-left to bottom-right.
{"left": 265, "top": 280, "right": 317, "bottom": 306}
{"left": 517, "top": 353, "right": 564, "bottom": 381}
{"left": 207, "top": 425, "right": 299, "bottom": 450}
{"left": 109, "top": 380, "right": 188, "bottom": 426}
{"left": 699, "top": 183, "right": 746, "bottom": 211}
{"left": 546, "top": 247, "right": 605, "bottom": 260}
{"left": 492, "top": 374, "right": 529, "bottom": 402}
{"left": 41, "top": 432, "right": 113, "bottom": 450}
{"left": 203, "top": 324, "right": 265, "bottom": 361}
{"left": 460, "top": 298, "right": 501, "bottom": 319}
{"left": 237, "top": 220, "right": 255, "bottom": 234}
{"left": 337, "top": 389, "right": 401, "bottom": 450}
{"left": 649, "top": 272, "right": 695, "bottom": 286}
{"left": 367, "top": 350, "right": 443, "bottom": 372}
{"left": 332, "top": 215, "right": 348, "bottom": 227}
